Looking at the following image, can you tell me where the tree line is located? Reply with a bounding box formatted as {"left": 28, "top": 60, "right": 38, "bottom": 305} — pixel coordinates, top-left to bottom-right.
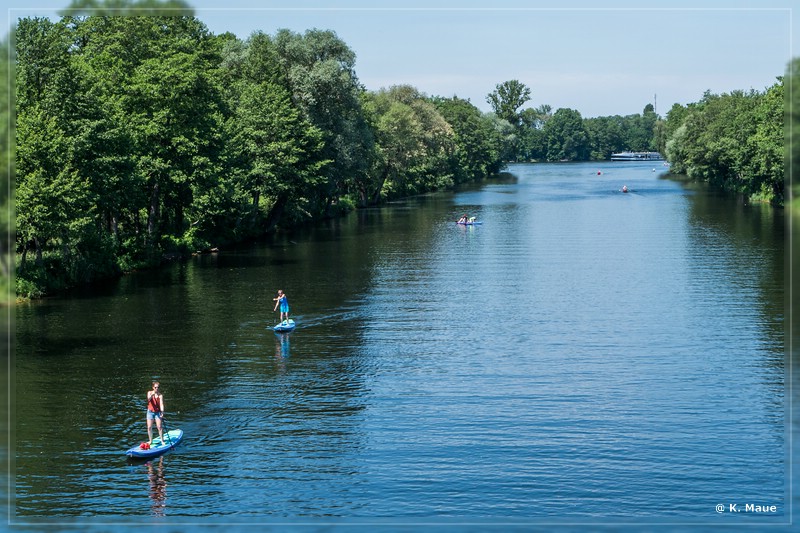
{"left": 14, "top": 15, "right": 510, "bottom": 297}
{"left": 485, "top": 79, "right": 663, "bottom": 162}
{"left": 487, "top": 76, "right": 785, "bottom": 205}
{"left": 11, "top": 12, "right": 790, "bottom": 298}
{"left": 661, "top": 83, "right": 785, "bottom": 204}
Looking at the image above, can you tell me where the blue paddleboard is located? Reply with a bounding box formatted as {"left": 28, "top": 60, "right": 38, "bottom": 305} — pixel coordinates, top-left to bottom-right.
{"left": 456, "top": 221, "right": 482, "bottom": 225}
{"left": 125, "top": 429, "right": 183, "bottom": 459}
{"left": 273, "top": 319, "right": 296, "bottom": 332}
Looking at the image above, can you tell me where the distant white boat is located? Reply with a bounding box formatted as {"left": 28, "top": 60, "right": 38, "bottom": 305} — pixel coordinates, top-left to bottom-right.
{"left": 610, "top": 151, "right": 664, "bottom": 161}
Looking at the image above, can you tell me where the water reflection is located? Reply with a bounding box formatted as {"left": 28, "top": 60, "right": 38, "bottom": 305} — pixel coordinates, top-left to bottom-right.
{"left": 274, "top": 332, "right": 291, "bottom": 359}
{"left": 146, "top": 456, "right": 167, "bottom": 517}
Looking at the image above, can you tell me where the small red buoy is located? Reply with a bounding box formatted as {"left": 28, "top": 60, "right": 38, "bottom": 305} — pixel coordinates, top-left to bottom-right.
{"left": 597, "top": 171, "right": 601, "bottom": 175}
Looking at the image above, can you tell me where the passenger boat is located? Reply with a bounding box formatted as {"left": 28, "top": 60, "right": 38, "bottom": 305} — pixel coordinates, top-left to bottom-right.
{"left": 610, "top": 151, "right": 663, "bottom": 161}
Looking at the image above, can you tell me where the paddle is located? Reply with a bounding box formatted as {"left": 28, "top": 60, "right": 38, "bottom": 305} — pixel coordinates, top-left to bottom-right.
{"left": 159, "top": 415, "right": 174, "bottom": 449}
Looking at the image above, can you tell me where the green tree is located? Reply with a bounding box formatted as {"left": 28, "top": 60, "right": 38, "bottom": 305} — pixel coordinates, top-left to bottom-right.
{"left": 361, "top": 86, "right": 454, "bottom": 204}
{"left": 119, "top": 17, "right": 225, "bottom": 254}
{"left": 744, "top": 80, "right": 784, "bottom": 203}
{"left": 584, "top": 115, "right": 625, "bottom": 160}
{"left": 517, "top": 105, "right": 555, "bottom": 161}
{"left": 65, "top": 16, "right": 144, "bottom": 263}
{"left": 543, "top": 108, "right": 588, "bottom": 161}
{"left": 789, "top": 58, "right": 800, "bottom": 211}
{"left": 272, "top": 29, "right": 374, "bottom": 215}
{"left": 227, "top": 80, "right": 327, "bottom": 229}
{"left": 59, "top": 0, "right": 193, "bottom": 17}
{"left": 663, "top": 83, "right": 784, "bottom": 204}
{"left": 0, "top": 35, "right": 10, "bottom": 300}
{"left": 15, "top": 14, "right": 230, "bottom": 295}
{"left": 622, "top": 104, "right": 659, "bottom": 151}
{"left": 220, "top": 31, "right": 330, "bottom": 229}
{"left": 486, "top": 80, "right": 531, "bottom": 127}
{"left": 16, "top": 17, "right": 115, "bottom": 291}
{"left": 433, "top": 96, "right": 504, "bottom": 182}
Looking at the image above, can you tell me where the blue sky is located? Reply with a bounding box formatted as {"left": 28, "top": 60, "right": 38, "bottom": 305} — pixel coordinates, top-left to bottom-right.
{"left": 5, "top": 0, "right": 796, "bottom": 118}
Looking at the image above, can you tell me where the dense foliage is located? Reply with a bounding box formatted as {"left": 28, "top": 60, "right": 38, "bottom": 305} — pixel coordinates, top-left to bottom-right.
{"left": 14, "top": 16, "right": 506, "bottom": 297}
{"left": 0, "top": 36, "right": 10, "bottom": 302}
{"left": 515, "top": 103, "right": 660, "bottom": 162}
{"left": 789, "top": 58, "right": 800, "bottom": 212}
{"left": 663, "top": 83, "right": 785, "bottom": 205}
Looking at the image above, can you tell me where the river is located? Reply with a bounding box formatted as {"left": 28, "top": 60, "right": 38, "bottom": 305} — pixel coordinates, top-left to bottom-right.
{"left": 13, "top": 161, "right": 787, "bottom": 528}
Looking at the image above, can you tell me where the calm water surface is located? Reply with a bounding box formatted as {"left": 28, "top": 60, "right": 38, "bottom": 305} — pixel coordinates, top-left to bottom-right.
{"left": 14, "top": 162, "right": 786, "bottom": 527}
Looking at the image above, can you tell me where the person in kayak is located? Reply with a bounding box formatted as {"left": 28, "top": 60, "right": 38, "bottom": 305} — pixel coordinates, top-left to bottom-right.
{"left": 146, "top": 381, "right": 165, "bottom": 445}
{"left": 273, "top": 289, "right": 290, "bottom": 324}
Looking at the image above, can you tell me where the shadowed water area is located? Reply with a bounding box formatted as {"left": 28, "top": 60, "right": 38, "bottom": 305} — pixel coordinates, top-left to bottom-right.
{"left": 13, "top": 161, "right": 786, "bottom": 528}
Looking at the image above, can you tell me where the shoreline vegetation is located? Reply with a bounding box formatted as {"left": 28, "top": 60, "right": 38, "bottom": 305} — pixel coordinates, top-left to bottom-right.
{"left": 4, "top": 6, "right": 793, "bottom": 300}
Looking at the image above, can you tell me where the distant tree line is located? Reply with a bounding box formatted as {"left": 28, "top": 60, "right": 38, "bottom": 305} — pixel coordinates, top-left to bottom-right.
{"left": 487, "top": 76, "right": 785, "bottom": 205}
{"left": 485, "top": 79, "right": 662, "bottom": 162}
{"left": 13, "top": 13, "right": 789, "bottom": 298}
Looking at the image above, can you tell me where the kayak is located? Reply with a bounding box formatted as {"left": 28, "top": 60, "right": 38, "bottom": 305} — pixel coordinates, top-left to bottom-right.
{"left": 456, "top": 221, "right": 482, "bottom": 225}
{"left": 273, "top": 319, "right": 296, "bottom": 332}
{"left": 125, "top": 428, "right": 183, "bottom": 459}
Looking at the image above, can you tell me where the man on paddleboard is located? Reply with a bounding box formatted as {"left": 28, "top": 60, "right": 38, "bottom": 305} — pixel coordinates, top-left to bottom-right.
{"left": 147, "top": 381, "right": 165, "bottom": 445}
{"left": 273, "top": 289, "right": 290, "bottom": 324}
